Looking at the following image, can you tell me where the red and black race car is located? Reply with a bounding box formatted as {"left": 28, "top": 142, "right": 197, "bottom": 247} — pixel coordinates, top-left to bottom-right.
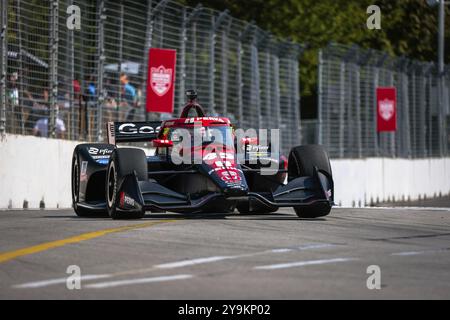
{"left": 71, "top": 90, "right": 334, "bottom": 219}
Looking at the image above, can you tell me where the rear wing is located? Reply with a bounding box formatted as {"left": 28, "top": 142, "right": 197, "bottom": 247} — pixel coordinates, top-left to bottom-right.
{"left": 107, "top": 121, "right": 162, "bottom": 145}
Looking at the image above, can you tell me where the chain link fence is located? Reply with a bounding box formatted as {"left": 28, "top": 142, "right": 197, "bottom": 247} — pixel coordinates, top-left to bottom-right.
{"left": 318, "top": 43, "right": 450, "bottom": 159}
{"left": 0, "top": 0, "right": 303, "bottom": 154}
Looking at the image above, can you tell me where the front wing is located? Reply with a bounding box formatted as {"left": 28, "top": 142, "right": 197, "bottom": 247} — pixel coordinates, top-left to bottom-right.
{"left": 112, "top": 166, "right": 334, "bottom": 213}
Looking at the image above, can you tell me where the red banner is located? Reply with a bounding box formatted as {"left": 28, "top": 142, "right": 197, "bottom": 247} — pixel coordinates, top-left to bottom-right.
{"left": 146, "top": 48, "right": 177, "bottom": 113}
{"left": 376, "top": 87, "right": 397, "bottom": 132}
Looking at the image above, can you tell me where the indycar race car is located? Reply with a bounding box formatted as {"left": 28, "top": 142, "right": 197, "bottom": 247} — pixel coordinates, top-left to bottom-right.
{"left": 71, "top": 90, "right": 334, "bottom": 219}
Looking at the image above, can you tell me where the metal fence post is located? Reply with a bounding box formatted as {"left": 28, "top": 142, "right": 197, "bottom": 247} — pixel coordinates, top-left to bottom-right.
{"left": 209, "top": 10, "right": 229, "bottom": 115}
{"left": 427, "top": 71, "right": 433, "bottom": 157}
{"left": 179, "top": 4, "right": 202, "bottom": 113}
{"left": 142, "top": 0, "right": 153, "bottom": 121}
{"left": 192, "top": 22, "right": 197, "bottom": 89}
{"left": 418, "top": 64, "right": 427, "bottom": 158}
{"left": 117, "top": 2, "right": 124, "bottom": 108}
{"left": 263, "top": 41, "right": 271, "bottom": 130}
{"left": 317, "top": 50, "right": 323, "bottom": 145}
{"left": 355, "top": 62, "right": 362, "bottom": 158}
{"left": 178, "top": 7, "right": 187, "bottom": 112}
{"left": 338, "top": 61, "right": 345, "bottom": 158}
{"left": 292, "top": 48, "right": 301, "bottom": 146}
{"left": 410, "top": 66, "right": 417, "bottom": 157}
{"left": 236, "top": 33, "right": 243, "bottom": 127}
{"left": 402, "top": 63, "right": 411, "bottom": 158}
{"left": 272, "top": 51, "right": 281, "bottom": 137}
{"left": 388, "top": 68, "right": 396, "bottom": 157}
{"left": 96, "top": 0, "right": 106, "bottom": 142}
{"left": 0, "top": 0, "right": 7, "bottom": 137}
{"left": 69, "top": 3, "right": 75, "bottom": 141}
{"left": 16, "top": 0, "right": 24, "bottom": 135}
{"left": 237, "top": 23, "right": 254, "bottom": 128}
{"left": 442, "top": 72, "right": 449, "bottom": 157}
{"left": 208, "top": 16, "right": 215, "bottom": 115}
{"left": 221, "top": 19, "right": 231, "bottom": 116}
{"left": 49, "top": 0, "right": 59, "bottom": 139}
{"left": 250, "top": 33, "right": 260, "bottom": 129}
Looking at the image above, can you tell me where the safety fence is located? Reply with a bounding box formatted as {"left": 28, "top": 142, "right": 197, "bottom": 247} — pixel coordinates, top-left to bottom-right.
{"left": 318, "top": 43, "right": 450, "bottom": 159}
{"left": 0, "top": 0, "right": 303, "bottom": 154}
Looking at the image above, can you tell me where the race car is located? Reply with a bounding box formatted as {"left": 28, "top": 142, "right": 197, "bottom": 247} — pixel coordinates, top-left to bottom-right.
{"left": 71, "top": 90, "right": 334, "bottom": 219}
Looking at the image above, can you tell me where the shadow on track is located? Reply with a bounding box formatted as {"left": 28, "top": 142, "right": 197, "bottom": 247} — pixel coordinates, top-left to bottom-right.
{"left": 42, "top": 211, "right": 327, "bottom": 222}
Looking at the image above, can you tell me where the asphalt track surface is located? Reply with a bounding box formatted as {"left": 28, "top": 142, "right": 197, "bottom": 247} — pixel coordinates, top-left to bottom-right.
{"left": 1, "top": 205, "right": 450, "bottom": 300}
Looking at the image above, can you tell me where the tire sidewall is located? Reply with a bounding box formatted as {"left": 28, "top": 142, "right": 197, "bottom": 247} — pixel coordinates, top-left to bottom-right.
{"left": 106, "top": 156, "right": 118, "bottom": 218}
{"left": 71, "top": 152, "right": 80, "bottom": 209}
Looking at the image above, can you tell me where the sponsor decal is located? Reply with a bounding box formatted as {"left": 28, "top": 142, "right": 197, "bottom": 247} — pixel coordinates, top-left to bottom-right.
{"left": 92, "top": 155, "right": 110, "bottom": 160}
{"left": 184, "top": 117, "right": 229, "bottom": 124}
{"left": 203, "top": 152, "right": 234, "bottom": 162}
{"left": 118, "top": 123, "right": 161, "bottom": 135}
{"left": 150, "top": 65, "right": 173, "bottom": 97}
{"left": 88, "top": 147, "right": 113, "bottom": 156}
{"left": 119, "top": 192, "right": 135, "bottom": 208}
{"left": 95, "top": 158, "right": 109, "bottom": 165}
{"left": 246, "top": 145, "right": 269, "bottom": 153}
{"left": 220, "top": 170, "right": 241, "bottom": 181}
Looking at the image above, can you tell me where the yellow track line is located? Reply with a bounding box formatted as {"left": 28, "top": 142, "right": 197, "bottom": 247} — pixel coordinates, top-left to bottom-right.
{"left": 0, "top": 220, "right": 177, "bottom": 264}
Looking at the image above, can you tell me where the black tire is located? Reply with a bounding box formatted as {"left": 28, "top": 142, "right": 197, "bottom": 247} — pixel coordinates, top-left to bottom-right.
{"left": 71, "top": 150, "right": 108, "bottom": 217}
{"left": 106, "top": 148, "right": 147, "bottom": 220}
{"left": 288, "top": 144, "right": 332, "bottom": 218}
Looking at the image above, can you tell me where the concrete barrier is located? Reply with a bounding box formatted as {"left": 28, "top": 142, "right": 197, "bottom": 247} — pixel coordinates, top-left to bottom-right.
{"left": 1, "top": 134, "right": 450, "bottom": 209}
{"left": 331, "top": 157, "right": 450, "bottom": 207}
{"left": 0, "top": 134, "right": 81, "bottom": 209}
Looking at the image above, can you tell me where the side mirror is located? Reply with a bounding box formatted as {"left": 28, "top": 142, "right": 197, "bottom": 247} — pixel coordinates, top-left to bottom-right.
{"left": 153, "top": 139, "right": 174, "bottom": 148}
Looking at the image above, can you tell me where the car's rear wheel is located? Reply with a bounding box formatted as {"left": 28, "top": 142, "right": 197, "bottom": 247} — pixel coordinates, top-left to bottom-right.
{"left": 288, "top": 145, "right": 332, "bottom": 218}
{"left": 106, "top": 148, "right": 146, "bottom": 220}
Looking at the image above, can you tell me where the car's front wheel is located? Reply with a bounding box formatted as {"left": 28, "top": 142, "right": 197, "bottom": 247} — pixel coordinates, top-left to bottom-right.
{"left": 288, "top": 144, "right": 333, "bottom": 218}
{"left": 71, "top": 149, "right": 108, "bottom": 217}
{"left": 106, "top": 148, "right": 146, "bottom": 220}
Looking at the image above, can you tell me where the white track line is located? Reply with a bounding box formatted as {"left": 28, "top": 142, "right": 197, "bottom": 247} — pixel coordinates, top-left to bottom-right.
{"left": 12, "top": 243, "right": 339, "bottom": 289}
{"left": 154, "top": 243, "right": 339, "bottom": 269}
{"left": 391, "top": 248, "right": 450, "bottom": 256}
{"left": 391, "top": 251, "right": 425, "bottom": 256}
{"left": 13, "top": 274, "right": 110, "bottom": 289}
{"left": 155, "top": 256, "right": 235, "bottom": 269}
{"left": 338, "top": 206, "right": 450, "bottom": 212}
{"left": 84, "top": 274, "right": 193, "bottom": 289}
{"left": 254, "top": 257, "right": 358, "bottom": 270}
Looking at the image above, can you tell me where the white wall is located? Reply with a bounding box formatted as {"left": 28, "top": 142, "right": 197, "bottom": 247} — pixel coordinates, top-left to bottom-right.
{"left": 1, "top": 134, "right": 450, "bottom": 209}
{"left": 331, "top": 157, "right": 450, "bottom": 207}
{"left": 0, "top": 134, "right": 81, "bottom": 209}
